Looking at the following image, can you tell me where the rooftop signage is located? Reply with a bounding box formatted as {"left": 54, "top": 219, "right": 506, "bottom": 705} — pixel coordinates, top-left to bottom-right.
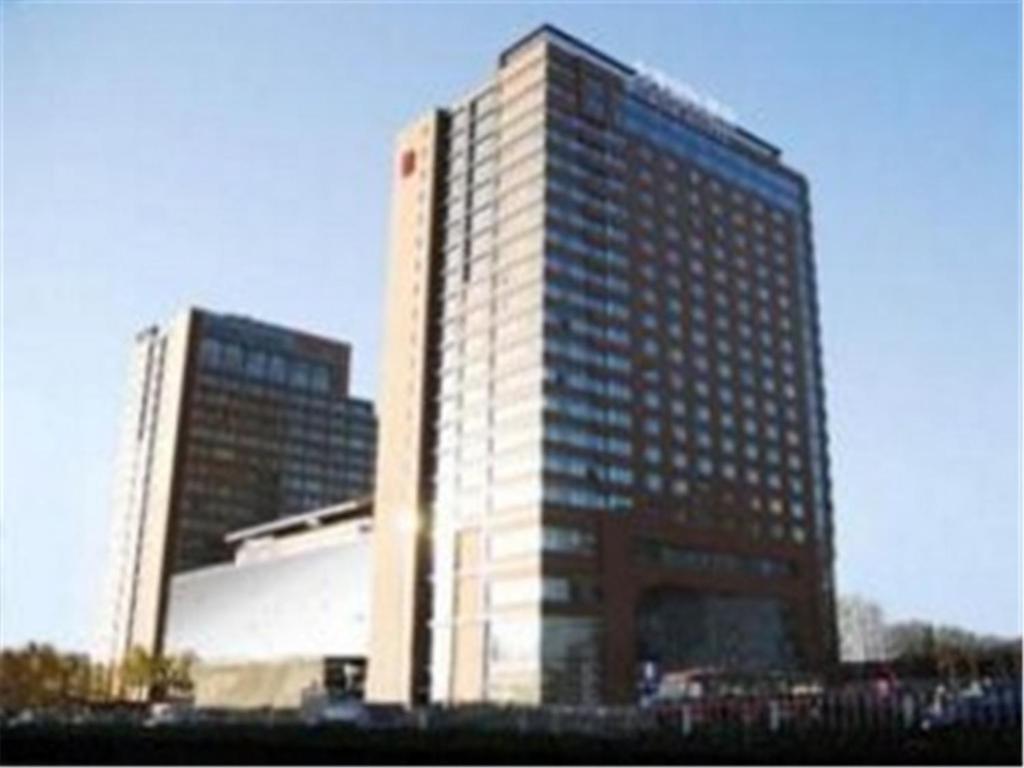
{"left": 628, "top": 62, "right": 740, "bottom": 142}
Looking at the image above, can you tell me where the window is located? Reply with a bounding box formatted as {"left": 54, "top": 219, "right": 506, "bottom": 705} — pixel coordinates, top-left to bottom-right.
{"left": 581, "top": 78, "right": 607, "bottom": 120}
{"left": 543, "top": 577, "right": 573, "bottom": 603}
{"left": 289, "top": 361, "right": 310, "bottom": 389}
{"left": 268, "top": 355, "right": 287, "bottom": 384}
{"left": 245, "top": 350, "right": 267, "bottom": 380}
{"left": 544, "top": 526, "right": 597, "bottom": 554}
{"left": 310, "top": 365, "right": 330, "bottom": 393}
{"left": 199, "top": 338, "right": 222, "bottom": 368}
{"left": 223, "top": 343, "right": 243, "bottom": 371}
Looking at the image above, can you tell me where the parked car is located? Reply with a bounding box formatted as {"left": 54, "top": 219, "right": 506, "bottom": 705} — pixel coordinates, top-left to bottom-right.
{"left": 319, "top": 698, "right": 371, "bottom": 726}
{"left": 300, "top": 684, "right": 370, "bottom": 727}
{"left": 144, "top": 701, "right": 193, "bottom": 727}
{"left": 7, "top": 710, "right": 38, "bottom": 728}
{"left": 920, "top": 682, "right": 1021, "bottom": 730}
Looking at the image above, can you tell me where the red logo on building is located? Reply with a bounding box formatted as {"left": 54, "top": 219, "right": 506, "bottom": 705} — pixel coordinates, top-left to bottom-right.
{"left": 401, "top": 150, "right": 416, "bottom": 178}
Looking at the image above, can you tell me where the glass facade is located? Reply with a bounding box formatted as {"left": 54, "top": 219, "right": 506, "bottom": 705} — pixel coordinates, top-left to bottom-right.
{"left": 636, "top": 590, "right": 799, "bottom": 672}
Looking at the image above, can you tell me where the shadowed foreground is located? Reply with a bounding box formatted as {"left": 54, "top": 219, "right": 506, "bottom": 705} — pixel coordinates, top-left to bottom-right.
{"left": 1, "top": 723, "right": 1020, "bottom": 765}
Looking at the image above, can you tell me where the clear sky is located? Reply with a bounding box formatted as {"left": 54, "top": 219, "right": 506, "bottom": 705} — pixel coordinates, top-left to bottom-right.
{"left": 2, "top": 2, "right": 1020, "bottom": 651}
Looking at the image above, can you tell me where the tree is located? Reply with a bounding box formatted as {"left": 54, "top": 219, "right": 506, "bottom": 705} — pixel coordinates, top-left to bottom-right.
{"left": 119, "top": 645, "right": 159, "bottom": 698}
{"left": 117, "top": 646, "right": 197, "bottom": 701}
{"left": 159, "top": 651, "right": 197, "bottom": 698}
{"left": 0, "top": 644, "right": 113, "bottom": 711}
{"left": 885, "top": 619, "right": 1021, "bottom": 682}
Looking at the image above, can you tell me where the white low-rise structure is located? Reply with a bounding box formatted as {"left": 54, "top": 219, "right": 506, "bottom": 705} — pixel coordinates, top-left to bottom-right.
{"left": 163, "top": 499, "right": 372, "bottom": 707}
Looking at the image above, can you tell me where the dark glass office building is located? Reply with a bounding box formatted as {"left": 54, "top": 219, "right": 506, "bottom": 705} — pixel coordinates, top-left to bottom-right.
{"left": 180, "top": 312, "right": 376, "bottom": 570}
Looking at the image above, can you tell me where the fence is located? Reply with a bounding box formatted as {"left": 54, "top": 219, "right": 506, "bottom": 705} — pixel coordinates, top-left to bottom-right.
{"left": 414, "top": 681, "right": 1022, "bottom": 739}
{"left": 419, "top": 702, "right": 659, "bottom": 736}
{"left": 650, "top": 685, "right": 1022, "bottom": 737}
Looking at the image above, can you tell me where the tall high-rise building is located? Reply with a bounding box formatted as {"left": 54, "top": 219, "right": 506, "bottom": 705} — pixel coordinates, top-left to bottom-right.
{"left": 369, "top": 25, "right": 836, "bottom": 706}
{"left": 99, "top": 307, "right": 377, "bottom": 668}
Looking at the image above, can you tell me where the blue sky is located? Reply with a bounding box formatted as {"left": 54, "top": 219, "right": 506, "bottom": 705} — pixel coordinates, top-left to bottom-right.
{"left": 2, "top": 2, "right": 1020, "bottom": 650}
